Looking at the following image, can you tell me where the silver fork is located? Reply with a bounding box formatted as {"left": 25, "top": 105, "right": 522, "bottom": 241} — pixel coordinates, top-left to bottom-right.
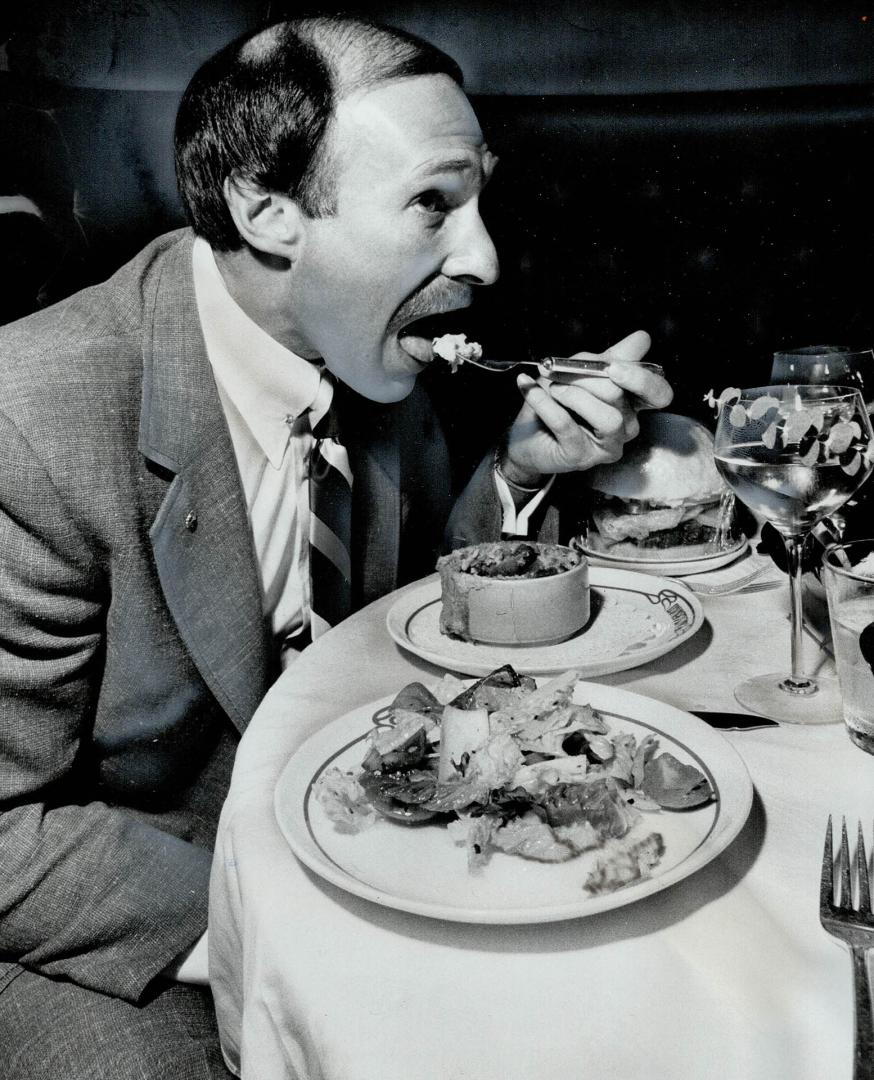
{"left": 462, "top": 355, "right": 665, "bottom": 379}
{"left": 734, "top": 579, "right": 783, "bottom": 595}
{"left": 820, "top": 816, "right": 874, "bottom": 1078}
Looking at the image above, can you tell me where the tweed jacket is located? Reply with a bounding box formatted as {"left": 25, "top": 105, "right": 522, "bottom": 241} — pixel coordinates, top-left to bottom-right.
{"left": 0, "top": 229, "right": 507, "bottom": 1004}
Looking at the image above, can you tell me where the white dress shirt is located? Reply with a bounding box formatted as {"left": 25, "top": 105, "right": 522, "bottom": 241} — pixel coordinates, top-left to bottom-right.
{"left": 192, "top": 237, "right": 327, "bottom": 658}
{"left": 191, "top": 237, "right": 548, "bottom": 657}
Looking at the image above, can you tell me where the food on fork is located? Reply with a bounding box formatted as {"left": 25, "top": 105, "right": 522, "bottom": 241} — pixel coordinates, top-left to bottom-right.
{"left": 314, "top": 666, "right": 713, "bottom": 896}
{"left": 431, "top": 333, "right": 482, "bottom": 372}
{"left": 437, "top": 541, "right": 590, "bottom": 645}
{"left": 584, "top": 412, "right": 741, "bottom": 561}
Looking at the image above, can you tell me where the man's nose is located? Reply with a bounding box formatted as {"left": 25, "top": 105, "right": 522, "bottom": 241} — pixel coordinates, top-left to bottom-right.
{"left": 441, "top": 203, "right": 500, "bottom": 286}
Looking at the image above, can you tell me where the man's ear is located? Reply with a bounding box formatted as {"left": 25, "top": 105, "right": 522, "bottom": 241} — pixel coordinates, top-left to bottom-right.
{"left": 223, "top": 174, "right": 306, "bottom": 258}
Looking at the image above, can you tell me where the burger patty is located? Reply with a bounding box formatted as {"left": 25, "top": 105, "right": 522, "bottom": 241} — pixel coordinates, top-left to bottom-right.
{"left": 590, "top": 496, "right": 728, "bottom": 551}
{"left": 588, "top": 518, "right": 721, "bottom": 553}
{"left": 634, "top": 519, "right": 718, "bottom": 550}
{"left": 592, "top": 502, "right": 704, "bottom": 544}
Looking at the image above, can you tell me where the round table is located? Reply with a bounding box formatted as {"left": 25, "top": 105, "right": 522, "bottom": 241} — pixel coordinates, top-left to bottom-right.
{"left": 208, "top": 573, "right": 874, "bottom": 1080}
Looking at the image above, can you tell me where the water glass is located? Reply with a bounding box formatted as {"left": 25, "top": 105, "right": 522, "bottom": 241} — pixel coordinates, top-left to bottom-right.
{"left": 823, "top": 539, "right": 874, "bottom": 753}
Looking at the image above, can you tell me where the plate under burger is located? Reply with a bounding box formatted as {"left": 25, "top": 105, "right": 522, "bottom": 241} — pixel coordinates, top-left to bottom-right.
{"left": 578, "top": 536, "right": 749, "bottom": 577}
{"left": 386, "top": 568, "right": 704, "bottom": 676}
{"left": 274, "top": 679, "right": 752, "bottom": 924}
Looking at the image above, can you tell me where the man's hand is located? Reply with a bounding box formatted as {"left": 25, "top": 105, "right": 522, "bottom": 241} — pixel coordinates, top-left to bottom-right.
{"left": 498, "top": 331, "right": 673, "bottom": 488}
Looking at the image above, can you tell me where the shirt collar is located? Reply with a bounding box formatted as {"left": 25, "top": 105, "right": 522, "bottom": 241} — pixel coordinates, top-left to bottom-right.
{"left": 192, "top": 236, "right": 322, "bottom": 467}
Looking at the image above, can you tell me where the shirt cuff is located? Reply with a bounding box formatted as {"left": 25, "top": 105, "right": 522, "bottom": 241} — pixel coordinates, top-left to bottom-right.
{"left": 493, "top": 469, "right": 555, "bottom": 536}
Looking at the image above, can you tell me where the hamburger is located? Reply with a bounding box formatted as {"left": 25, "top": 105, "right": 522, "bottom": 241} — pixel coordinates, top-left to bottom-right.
{"left": 583, "top": 412, "right": 739, "bottom": 561}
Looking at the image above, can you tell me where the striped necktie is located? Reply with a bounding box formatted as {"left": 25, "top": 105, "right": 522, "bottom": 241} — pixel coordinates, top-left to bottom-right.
{"left": 308, "top": 380, "right": 354, "bottom": 639}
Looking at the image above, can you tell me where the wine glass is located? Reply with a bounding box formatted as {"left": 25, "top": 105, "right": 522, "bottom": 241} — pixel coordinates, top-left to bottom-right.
{"left": 771, "top": 345, "right": 874, "bottom": 411}
{"left": 770, "top": 345, "right": 874, "bottom": 544}
{"left": 713, "top": 385, "right": 874, "bottom": 723}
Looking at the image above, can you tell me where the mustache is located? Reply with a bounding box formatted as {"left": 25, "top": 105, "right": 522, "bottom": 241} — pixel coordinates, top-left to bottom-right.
{"left": 388, "top": 278, "right": 474, "bottom": 336}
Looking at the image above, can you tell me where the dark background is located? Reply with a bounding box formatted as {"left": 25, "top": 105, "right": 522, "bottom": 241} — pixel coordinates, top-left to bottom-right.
{"left": 2, "top": 0, "right": 873, "bottom": 465}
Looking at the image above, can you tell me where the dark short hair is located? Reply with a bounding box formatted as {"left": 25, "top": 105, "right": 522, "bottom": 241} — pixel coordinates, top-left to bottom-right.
{"left": 174, "top": 16, "right": 464, "bottom": 251}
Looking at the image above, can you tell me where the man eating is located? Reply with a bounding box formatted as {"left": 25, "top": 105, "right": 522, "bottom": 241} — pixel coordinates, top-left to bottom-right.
{"left": 0, "top": 15, "right": 671, "bottom": 1078}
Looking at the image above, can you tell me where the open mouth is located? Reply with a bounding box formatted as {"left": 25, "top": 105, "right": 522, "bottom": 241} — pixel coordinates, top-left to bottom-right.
{"left": 396, "top": 311, "right": 467, "bottom": 364}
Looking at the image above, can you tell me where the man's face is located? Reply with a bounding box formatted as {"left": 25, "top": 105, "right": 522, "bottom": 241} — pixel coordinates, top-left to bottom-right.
{"left": 290, "top": 74, "right": 499, "bottom": 403}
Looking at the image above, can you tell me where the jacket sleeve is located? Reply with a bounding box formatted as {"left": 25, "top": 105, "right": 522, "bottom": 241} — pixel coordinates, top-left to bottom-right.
{"left": 444, "top": 448, "right": 561, "bottom": 550}
{"left": 0, "top": 411, "right": 211, "bottom": 1003}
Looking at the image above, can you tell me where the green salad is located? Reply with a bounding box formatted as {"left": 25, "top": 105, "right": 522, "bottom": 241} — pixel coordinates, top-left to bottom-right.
{"left": 315, "top": 665, "right": 714, "bottom": 896}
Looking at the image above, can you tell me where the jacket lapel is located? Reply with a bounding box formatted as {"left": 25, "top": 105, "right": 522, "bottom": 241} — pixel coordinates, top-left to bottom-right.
{"left": 138, "top": 232, "right": 272, "bottom": 732}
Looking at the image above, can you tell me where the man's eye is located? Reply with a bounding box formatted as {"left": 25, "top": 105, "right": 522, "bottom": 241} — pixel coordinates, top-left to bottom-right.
{"left": 414, "top": 190, "right": 449, "bottom": 216}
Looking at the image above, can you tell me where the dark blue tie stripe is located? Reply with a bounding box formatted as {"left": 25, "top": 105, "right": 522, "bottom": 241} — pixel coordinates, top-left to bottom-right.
{"left": 309, "top": 546, "right": 351, "bottom": 626}
{"left": 310, "top": 445, "right": 353, "bottom": 545}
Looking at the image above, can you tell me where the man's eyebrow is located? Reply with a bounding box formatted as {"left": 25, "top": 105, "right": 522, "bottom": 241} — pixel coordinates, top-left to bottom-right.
{"left": 413, "top": 157, "right": 480, "bottom": 179}
{"left": 413, "top": 149, "right": 498, "bottom": 188}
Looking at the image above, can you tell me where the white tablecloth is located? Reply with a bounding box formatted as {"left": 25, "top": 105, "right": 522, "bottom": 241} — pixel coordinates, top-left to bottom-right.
{"left": 209, "top": 574, "right": 874, "bottom": 1080}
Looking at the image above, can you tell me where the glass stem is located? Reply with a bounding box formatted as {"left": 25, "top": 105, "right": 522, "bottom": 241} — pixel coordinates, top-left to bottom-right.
{"left": 780, "top": 533, "right": 817, "bottom": 696}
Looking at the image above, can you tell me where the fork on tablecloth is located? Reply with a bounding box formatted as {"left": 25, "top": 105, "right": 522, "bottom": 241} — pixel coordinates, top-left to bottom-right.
{"left": 734, "top": 578, "right": 783, "bottom": 594}
{"left": 820, "top": 816, "right": 874, "bottom": 1079}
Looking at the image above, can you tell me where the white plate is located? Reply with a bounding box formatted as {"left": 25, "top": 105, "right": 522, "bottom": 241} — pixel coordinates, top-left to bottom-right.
{"left": 385, "top": 568, "right": 704, "bottom": 677}
{"left": 275, "top": 681, "right": 753, "bottom": 924}
{"left": 578, "top": 537, "right": 749, "bottom": 577}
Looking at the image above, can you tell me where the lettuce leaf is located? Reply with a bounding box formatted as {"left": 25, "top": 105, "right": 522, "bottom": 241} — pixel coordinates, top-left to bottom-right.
{"left": 314, "top": 768, "right": 380, "bottom": 832}
{"left": 641, "top": 753, "right": 713, "bottom": 809}
{"left": 541, "top": 777, "right": 639, "bottom": 836}
{"left": 585, "top": 832, "right": 666, "bottom": 895}
{"left": 489, "top": 813, "right": 576, "bottom": 862}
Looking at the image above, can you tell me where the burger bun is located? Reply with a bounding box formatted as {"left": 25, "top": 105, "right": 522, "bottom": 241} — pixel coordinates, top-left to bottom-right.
{"left": 587, "top": 412, "right": 725, "bottom": 505}
{"left": 584, "top": 412, "right": 738, "bottom": 561}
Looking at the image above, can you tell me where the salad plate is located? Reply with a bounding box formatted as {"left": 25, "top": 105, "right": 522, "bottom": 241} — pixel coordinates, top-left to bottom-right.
{"left": 275, "top": 679, "right": 753, "bottom": 924}
{"left": 577, "top": 537, "right": 749, "bottom": 577}
{"left": 386, "top": 568, "right": 704, "bottom": 677}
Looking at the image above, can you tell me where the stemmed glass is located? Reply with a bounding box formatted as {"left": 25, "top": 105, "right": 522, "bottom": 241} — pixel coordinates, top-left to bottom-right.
{"left": 713, "top": 385, "right": 874, "bottom": 723}
{"left": 771, "top": 345, "right": 874, "bottom": 411}
{"left": 769, "top": 345, "right": 874, "bottom": 546}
